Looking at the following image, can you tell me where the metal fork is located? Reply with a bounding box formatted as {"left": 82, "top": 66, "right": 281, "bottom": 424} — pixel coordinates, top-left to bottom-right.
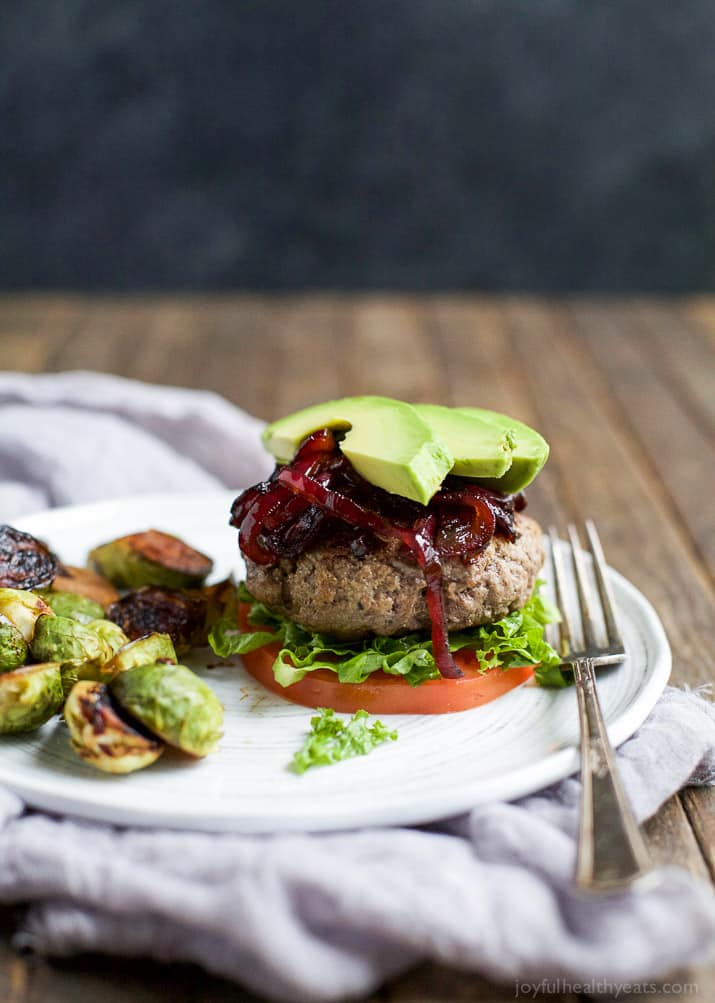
{"left": 548, "top": 520, "right": 653, "bottom": 893}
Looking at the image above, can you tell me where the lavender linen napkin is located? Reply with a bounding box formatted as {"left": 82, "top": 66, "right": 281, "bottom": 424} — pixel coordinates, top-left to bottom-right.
{"left": 0, "top": 371, "right": 714, "bottom": 1003}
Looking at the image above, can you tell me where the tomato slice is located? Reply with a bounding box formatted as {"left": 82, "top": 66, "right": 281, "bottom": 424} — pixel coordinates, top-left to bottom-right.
{"left": 236, "top": 602, "right": 535, "bottom": 714}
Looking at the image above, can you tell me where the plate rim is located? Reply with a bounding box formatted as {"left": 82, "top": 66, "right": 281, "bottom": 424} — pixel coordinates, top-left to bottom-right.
{"left": 3, "top": 491, "right": 672, "bottom": 832}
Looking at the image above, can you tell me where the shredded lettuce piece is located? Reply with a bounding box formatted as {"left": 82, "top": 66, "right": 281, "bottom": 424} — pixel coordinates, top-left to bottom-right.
{"left": 209, "top": 580, "right": 567, "bottom": 688}
{"left": 292, "top": 708, "right": 397, "bottom": 774}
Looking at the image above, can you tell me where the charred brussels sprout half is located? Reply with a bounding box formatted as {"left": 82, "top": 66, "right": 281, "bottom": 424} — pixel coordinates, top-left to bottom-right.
{"left": 31, "top": 614, "right": 110, "bottom": 667}
{"left": 0, "top": 662, "right": 63, "bottom": 734}
{"left": 51, "top": 565, "right": 119, "bottom": 608}
{"left": 110, "top": 662, "right": 223, "bottom": 757}
{"left": 0, "top": 588, "right": 54, "bottom": 642}
{"left": 104, "top": 632, "right": 177, "bottom": 676}
{"left": 0, "top": 616, "right": 28, "bottom": 673}
{"left": 106, "top": 587, "right": 207, "bottom": 654}
{"left": 86, "top": 619, "right": 129, "bottom": 658}
{"left": 64, "top": 681, "right": 164, "bottom": 773}
{"left": 30, "top": 614, "right": 119, "bottom": 693}
{"left": 0, "top": 525, "right": 58, "bottom": 590}
{"left": 38, "top": 590, "right": 105, "bottom": 624}
{"left": 90, "top": 530, "right": 213, "bottom": 590}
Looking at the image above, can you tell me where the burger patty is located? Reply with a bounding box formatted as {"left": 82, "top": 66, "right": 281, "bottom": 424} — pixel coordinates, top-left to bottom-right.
{"left": 244, "top": 513, "right": 544, "bottom": 639}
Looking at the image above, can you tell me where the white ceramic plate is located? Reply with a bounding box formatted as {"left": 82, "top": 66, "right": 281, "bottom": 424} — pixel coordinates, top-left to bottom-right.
{"left": 1, "top": 492, "right": 670, "bottom": 832}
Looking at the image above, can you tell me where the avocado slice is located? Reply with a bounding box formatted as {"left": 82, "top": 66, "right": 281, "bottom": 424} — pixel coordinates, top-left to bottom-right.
{"left": 412, "top": 404, "right": 514, "bottom": 480}
{"left": 262, "top": 396, "right": 453, "bottom": 505}
{"left": 458, "top": 408, "right": 549, "bottom": 492}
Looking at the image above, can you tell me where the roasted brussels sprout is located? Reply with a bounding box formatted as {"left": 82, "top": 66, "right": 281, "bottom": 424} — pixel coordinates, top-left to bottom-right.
{"left": 104, "top": 632, "right": 177, "bottom": 676}
{"left": 0, "top": 525, "right": 58, "bottom": 590}
{"left": 0, "top": 588, "right": 54, "bottom": 642}
{"left": 38, "top": 590, "right": 105, "bottom": 624}
{"left": 90, "top": 530, "right": 214, "bottom": 590}
{"left": 86, "top": 619, "right": 129, "bottom": 659}
{"left": 106, "top": 587, "right": 207, "bottom": 654}
{"left": 52, "top": 565, "right": 119, "bottom": 607}
{"left": 0, "top": 615, "right": 28, "bottom": 673}
{"left": 110, "top": 662, "right": 223, "bottom": 757}
{"left": 31, "top": 614, "right": 110, "bottom": 667}
{"left": 30, "top": 614, "right": 115, "bottom": 694}
{"left": 64, "top": 680, "right": 164, "bottom": 773}
{"left": 0, "top": 662, "right": 63, "bottom": 734}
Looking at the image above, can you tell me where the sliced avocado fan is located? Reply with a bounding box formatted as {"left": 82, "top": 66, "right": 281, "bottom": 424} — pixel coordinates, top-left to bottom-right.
{"left": 457, "top": 407, "right": 549, "bottom": 493}
{"left": 262, "top": 396, "right": 452, "bottom": 505}
{"left": 411, "top": 404, "right": 514, "bottom": 480}
{"left": 262, "top": 396, "right": 549, "bottom": 501}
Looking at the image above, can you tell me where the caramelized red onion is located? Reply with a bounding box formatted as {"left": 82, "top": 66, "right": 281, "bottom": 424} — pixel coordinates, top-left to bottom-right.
{"left": 231, "top": 429, "right": 526, "bottom": 679}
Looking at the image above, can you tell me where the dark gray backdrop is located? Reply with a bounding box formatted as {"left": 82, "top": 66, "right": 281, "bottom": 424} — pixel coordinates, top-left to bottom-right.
{"left": 3, "top": 1, "right": 715, "bottom": 291}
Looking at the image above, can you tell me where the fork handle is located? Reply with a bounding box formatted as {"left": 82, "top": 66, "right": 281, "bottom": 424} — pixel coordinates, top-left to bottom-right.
{"left": 573, "top": 657, "right": 652, "bottom": 892}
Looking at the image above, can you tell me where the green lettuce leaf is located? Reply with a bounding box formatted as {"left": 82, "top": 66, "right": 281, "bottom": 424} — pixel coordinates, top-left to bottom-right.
{"left": 209, "top": 580, "right": 568, "bottom": 688}
{"left": 292, "top": 707, "right": 398, "bottom": 774}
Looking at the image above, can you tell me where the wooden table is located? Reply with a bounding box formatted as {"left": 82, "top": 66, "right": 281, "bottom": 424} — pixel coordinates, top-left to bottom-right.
{"left": 1, "top": 294, "right": 714, "bottom": 1003}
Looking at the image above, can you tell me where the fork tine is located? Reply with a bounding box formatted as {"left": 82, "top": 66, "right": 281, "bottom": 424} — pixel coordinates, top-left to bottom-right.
{"left": 548, "top": 526, "right": 573, "bottom": 660}
{"left": 567, "top": 524, "right": 599, "bottom": 650}
{"left": 584, "top": 519, "right": 624, "bottom": 650}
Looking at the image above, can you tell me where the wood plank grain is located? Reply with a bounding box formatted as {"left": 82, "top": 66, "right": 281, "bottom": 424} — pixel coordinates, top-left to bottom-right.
{"left": 125, "top": 300, "right": 217, "bottom": 390}
{"left": 681, "top": 786, "right": 715, "bottom": 882}
{"left": 642, "top": 795, "right": 712, "bottom": 881}
{"left": 426, "top": 297, "right": 566, "bottom": 530}
{"left": 0, "top": 297, "right": 82, "bottom": 372}
{"left": 568, "top": 301, "right": 715, "bottom": 583}
{"left": 44, "top": 298, "right": 197, "bottom": 386}
{"left": 502, "top": 298, "right": 715, "bottom": 688}
{"left": 257, "top": 297, "right": 345, "bottom": 415}
{"left": 630, "top": 300, "right": 715, "bottom": 437}
{"left": 41, "top": 299, "right": 153, "bottom": 374}
{"left": 684, "top": 295, "right": 715, "bottom": 343}
{"left": 386, "top": 962, "right": 580, "bottom": 1003}
{"left": 337, "top": 296, "right": 449, "bottom": 403}
{"left": 190, "top": 294, "right": 346, "bottom": 418}
{"left": 428, "top": 296, "right": 537, "bottom": 415}
{"left": 189, "top": 296, "right": 284, "bottom": 419}
{"left": 20, "top": 955, "right": 267, "bottom": 1003}
{"left": 633, "top": 302, "right": 709, "bottom": 433}
{"left": 0, "top": 294, "right": 80, "bottom": 329}
{"left": 0, "top": 914, "right": 28, "bottom": 1003}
